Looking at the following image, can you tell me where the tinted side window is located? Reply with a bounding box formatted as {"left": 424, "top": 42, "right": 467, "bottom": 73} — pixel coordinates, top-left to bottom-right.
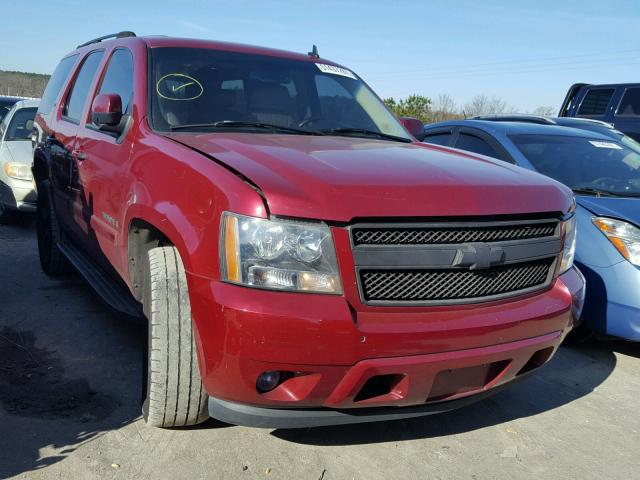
{"left": 577, "top": 89, "right": 614, "bottom": 116}
{"left": 455, "top": 133, "right": 501, "bottom": 159}
{"left": 616, "top": 88, "right": 640, "bottom": 117}
{"left": 423, "top": 132, "right": 452, "bottom": 146}
{"left": 63, "top": 50, "right": 104, "bottom": 122}
{"left": 97, "top": 49, "right": 134, "bottom": 116}
{"left": 39, "top": 55, "right": 78, "bottom": 115}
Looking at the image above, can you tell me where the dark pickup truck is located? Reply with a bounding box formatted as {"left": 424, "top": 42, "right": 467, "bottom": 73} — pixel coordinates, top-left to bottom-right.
{"left": 559, "top": 83, "right": 640, "bottom": 141}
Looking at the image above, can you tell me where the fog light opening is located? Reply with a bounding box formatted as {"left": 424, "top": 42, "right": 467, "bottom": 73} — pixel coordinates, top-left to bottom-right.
{"left": 256, "top": 371, "right": 282, "bottom": 393}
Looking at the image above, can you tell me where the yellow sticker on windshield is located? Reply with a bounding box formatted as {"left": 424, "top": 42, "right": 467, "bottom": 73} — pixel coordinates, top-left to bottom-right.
{"left": 156, "top": 73, "right": 203, "bottom": 100}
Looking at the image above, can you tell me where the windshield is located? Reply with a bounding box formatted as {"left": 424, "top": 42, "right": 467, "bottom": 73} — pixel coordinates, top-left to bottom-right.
{"left": 0, "top": 106, "right": 10, "bottom": 123}
{"left": 4, "top": 107, "right": 37, "bottom": 141}
{"left": 510, "top": 134, "right": 640, "bottom": 197}
{"left": 0, "top": 100, "right": 18, "bottom": 122}
{"left": 149, "top": 47, "right": 410, "bottom": 141}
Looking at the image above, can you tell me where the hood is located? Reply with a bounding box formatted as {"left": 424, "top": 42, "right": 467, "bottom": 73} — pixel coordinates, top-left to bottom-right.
{"left": 577, "top": 196, "right": 640, "bottom": 226}
{"left": 2, "top": 140, "right": 32, "bottom": 165}
{"left": 168, "top": 133, "right": 573, "bottom": 222}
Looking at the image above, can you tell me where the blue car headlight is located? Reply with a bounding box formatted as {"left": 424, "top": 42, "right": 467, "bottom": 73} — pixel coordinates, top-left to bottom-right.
{"left": 593, "top": 217, "right": 640, "bottom": 266}
{"left": 559, "top": 213, "right": 577, "bottom": 274}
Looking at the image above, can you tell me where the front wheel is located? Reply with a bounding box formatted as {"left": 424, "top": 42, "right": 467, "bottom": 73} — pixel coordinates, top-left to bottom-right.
{"left": 142, "top": 246, "right": 209, "bottom": 427}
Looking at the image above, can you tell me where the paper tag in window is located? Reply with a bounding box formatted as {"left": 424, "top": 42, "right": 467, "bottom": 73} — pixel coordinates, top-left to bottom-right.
{"left": 315, "top": 63, "right": 357, "bottom": 79}
{"left": 589, "top": 141, "right": 622, "bottom": 149}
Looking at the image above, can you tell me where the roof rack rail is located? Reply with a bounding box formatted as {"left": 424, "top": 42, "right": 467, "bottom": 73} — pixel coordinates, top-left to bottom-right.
{"left": 471, "top": 114, "right": 557, "bottom": 125}
{"left": 76, "top": 31, "right": 136, "bottom": 49}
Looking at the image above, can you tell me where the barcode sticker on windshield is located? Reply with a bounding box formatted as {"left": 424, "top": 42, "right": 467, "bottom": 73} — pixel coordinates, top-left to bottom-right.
{"left": 315, "top": 63, "right": 357, "bottom": 79}
{"left": 589, "top": 141, "right": 622, "bottom": 149}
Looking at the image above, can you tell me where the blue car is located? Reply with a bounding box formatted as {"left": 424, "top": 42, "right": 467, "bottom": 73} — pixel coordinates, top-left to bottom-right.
{"left": 423, "top": 117, "right": 640, "bottom": 341}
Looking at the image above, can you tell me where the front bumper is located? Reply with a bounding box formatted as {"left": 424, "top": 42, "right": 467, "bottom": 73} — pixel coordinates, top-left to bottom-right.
{"left": 0, "top": 179, "right": 37, "bottom": 212}
{"left": 188, "top": 266, "right": 581, "bottom": 423}
{"left": 208, "top": 332, "right": 558, "bottom": 428}
{"left": 209, "top": 375, "right": 528, "bottom": 429}
{"left": 579, "top": 260, "right": 640, "bottom": 340}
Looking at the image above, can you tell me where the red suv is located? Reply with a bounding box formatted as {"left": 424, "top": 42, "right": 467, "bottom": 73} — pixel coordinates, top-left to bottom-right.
{"left": 33, "top": 32, "right": 585, "bottom": 428}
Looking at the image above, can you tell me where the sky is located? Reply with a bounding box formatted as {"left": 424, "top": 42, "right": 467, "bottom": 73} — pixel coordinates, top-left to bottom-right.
{"left": 1, "top": 0, "right": 638, "bottom": 112}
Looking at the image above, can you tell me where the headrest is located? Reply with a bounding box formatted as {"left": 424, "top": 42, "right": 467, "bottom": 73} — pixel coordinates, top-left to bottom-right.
{"left": 211, "top": 89, "right": 236, "bottom": 108}
{"left": 248, "top": 84, "right": 291, "bottom": 111}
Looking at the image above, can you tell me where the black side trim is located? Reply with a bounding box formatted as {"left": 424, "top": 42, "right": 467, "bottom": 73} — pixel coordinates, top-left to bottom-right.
{"left": 209, "top": 376, "right": 527, "bottom": 429}
{"left": 58, "top": 240, "right": 143, "bottom": 320}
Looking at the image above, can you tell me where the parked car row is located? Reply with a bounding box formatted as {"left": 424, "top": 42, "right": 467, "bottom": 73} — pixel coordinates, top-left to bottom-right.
{"left": 423, "top": 112, "right": 640, "bottom": 341}
{"left": 4, "top": 31, "right": 634, "bottom": 430}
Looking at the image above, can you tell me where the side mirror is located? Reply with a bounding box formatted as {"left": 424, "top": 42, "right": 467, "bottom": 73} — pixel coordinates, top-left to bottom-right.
{"left": 91, "top": 93, "right": 123, "bottom": 131}
{"left": 399, "top": 117, "right": 425, "bottom": 141}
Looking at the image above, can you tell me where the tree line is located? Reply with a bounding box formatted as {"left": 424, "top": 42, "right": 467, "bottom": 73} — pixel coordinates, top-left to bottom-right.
{"left": 383, "top": 94, "right": 555, "bottom": 124}
{"left": 0, "top": 70, "right": 50, "bottom": 98}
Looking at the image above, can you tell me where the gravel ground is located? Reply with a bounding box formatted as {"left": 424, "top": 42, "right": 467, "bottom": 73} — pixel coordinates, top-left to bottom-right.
{"left": 1, "top": 219, "right": 638, "bottom": 480}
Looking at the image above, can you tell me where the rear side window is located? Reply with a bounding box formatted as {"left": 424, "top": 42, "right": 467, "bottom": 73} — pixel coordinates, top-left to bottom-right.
{"left": 455, "top": 133, "right": 502, "bottom": 159}
{"left": 577, "top": 89, "right": 614, "bottom": 116}
{"left": 616, "top": 88, "right": 640, "bottom": 117}
{"left": 63, "top": 50, "right": 105, "bottom": 123}
{"left": 39, "top": 55, "right": 78, "bottom": 115}
{"left": 96, "top": 49, "right": 134, "bottom": 116}
{"left": 423, "top": 132, "right": 452, "bottom": 146}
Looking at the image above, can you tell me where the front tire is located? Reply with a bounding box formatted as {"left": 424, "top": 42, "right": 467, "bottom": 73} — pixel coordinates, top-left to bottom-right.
{"left": 142, "top": 246, "right": 209, "bottom": 427}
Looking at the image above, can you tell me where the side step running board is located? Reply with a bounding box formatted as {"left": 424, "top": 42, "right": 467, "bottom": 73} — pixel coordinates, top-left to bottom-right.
{"left": 58, "top": 241, "right": 144, "bottom": 321}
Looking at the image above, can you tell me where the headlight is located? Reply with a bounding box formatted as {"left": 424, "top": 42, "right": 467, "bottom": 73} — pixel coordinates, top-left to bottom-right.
{"left": 559, "top": 213, "right": 577, "bottom": 274}
{"left": 592, "top": 217, "right": 640, "bottom": 266}
{"left": 3, "top": 162, "right": 33, "bottom": 181}
{"left": 220, "top": 212, "right": 342, "bottom": 294}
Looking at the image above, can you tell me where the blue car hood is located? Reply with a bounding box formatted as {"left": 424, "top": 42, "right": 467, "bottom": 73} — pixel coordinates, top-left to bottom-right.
{"left": 577, "top": 196, "right": 640, "bottom": 226}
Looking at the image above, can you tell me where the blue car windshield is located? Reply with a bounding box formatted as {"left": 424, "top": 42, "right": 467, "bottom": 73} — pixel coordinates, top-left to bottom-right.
{"left": 510, "top": 134, "right": 640, "bottom": 197}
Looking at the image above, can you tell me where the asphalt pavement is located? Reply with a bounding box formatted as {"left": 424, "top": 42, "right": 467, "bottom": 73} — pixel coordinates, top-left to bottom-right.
{"left": 1, "top": 219, "right": 638, "bottom": 480}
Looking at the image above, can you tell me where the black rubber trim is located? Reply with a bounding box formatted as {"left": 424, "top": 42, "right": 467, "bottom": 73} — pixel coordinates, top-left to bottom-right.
{"left": 352, "top": 239, "right": 561, "bottom": 268}
{"left": 209, "top": 377, "right": 526, "bottom": 429}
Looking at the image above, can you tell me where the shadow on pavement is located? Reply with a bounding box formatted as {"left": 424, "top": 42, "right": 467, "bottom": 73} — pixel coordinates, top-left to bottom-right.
{"left": 271, "top": 341, "right": 617, "bottom": 446}
{"left": 0, "top": 222, "right": 143, "bottom": 478}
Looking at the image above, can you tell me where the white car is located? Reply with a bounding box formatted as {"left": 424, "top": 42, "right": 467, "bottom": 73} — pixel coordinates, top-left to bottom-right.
{"left": 0, "top": 99, "right": 39, "bottom": 223}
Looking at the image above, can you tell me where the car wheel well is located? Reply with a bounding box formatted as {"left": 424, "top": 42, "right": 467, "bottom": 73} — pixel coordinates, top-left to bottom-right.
{"left": 128, "top": 219, "right": 173, "bottom": 301}
{"left": 32, "top": 154, "right": 48, "bottom": 188}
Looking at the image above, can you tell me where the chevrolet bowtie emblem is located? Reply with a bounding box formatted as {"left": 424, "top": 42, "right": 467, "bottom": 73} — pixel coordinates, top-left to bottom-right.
{"left": 454, "top": 243, "right": 506, "bottom": 270}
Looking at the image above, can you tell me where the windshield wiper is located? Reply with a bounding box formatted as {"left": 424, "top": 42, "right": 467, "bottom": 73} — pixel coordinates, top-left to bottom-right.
{"left": 571, "top": 187, "right": 625, "bottom": 197}
{"left": 321, "top": 128, "right": 412, "bottom": 143}
{"left": 170, "top": 120, "right": 324, "bottom": 135}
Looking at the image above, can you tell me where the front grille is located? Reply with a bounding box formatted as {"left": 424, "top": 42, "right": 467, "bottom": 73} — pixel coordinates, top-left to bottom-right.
{"left": 360, "top": 258, "right": 554, "bottom": 303}
{"left": 352, "top": 222, "right": 557, "bottom": 246}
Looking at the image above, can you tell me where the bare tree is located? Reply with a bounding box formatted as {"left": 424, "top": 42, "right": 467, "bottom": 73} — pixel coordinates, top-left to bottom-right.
{"left": 531, "top": 106, "right": 555, "bottom": 116}
{"left": 431, "top": 94, "right": 458, "bottom": 122}
{"left": 463, "top": 94, "right": 516, "bottom": 117}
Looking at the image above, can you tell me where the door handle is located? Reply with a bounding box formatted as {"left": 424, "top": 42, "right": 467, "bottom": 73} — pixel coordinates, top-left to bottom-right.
{"left": 72, "top": 149, "right": 86, "bottom": 161}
